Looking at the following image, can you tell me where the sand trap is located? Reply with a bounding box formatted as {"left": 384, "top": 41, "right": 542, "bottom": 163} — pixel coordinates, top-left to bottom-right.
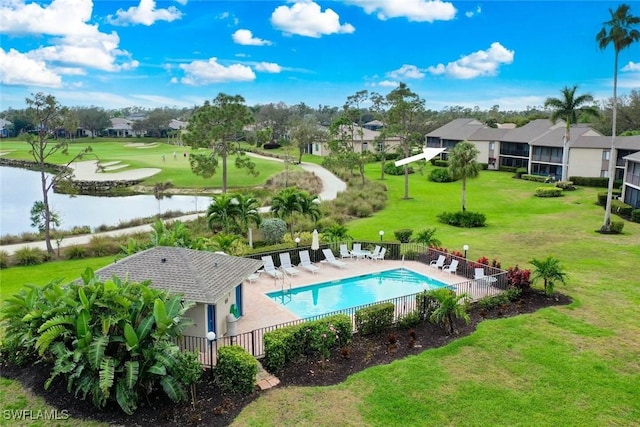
{"left": 124, "top": 143, "right": 158, "bottom": 149}
{"left": 103, "top": 164, "right": 129, "bottom": 171}
{"left": 0, "top": 151, "right": 12, "bottom": 156}
{"left": 70, "top": 160, "right": 160, "bottom": 181}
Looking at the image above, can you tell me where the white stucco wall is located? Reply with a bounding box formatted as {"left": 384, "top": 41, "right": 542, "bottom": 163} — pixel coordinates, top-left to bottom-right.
{"left": 183, "top": 303, "right": 207, "bottom": 338}
{"left": 569, "top": 148, "right": 604, "bottom": 178}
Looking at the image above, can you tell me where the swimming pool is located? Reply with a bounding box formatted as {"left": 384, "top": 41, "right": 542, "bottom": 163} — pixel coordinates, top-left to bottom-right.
{"left": 266, "top": 268, "right": 448, "bottom": 318}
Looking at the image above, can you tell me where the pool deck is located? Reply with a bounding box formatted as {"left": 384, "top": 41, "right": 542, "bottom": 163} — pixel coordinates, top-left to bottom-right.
{"left": 237, "top": 258, "right": 475, "bottom": 334}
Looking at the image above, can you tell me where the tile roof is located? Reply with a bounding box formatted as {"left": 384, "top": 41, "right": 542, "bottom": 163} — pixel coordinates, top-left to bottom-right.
{"left": 91, "top": 247, "right": 263, "bottom": 304}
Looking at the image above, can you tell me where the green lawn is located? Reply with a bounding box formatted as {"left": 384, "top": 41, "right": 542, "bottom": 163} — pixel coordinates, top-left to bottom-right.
{"left": 0, "top": 138, "right": 293, "bottom": 189}
{"left": 1, "top": 162, "right": 639, "bottom": 426}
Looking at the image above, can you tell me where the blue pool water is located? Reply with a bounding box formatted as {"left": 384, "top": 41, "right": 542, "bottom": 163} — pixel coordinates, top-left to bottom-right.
{"left": 266, "top": 268, "right": 448, "bottom": 318}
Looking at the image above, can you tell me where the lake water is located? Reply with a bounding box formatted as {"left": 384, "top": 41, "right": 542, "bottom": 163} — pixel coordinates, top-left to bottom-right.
{"left": 0, "top": 167, "right": 211, "bottom": 236}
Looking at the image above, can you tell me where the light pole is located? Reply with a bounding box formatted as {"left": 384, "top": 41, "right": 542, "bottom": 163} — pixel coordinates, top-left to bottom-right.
{"left": 206, "top": 331, "right": 216, "bottom": 378}
{"left": 379, "top": 230, "right": 384, "bottom": 242}
{"left": 463, "top": 244, "right": 469, "bottom": 259}
{"left": 295, "top": 237, "right": 300, "bottom": 247}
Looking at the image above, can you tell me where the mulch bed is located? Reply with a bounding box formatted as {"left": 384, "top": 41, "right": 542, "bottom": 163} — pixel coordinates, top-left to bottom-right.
{"left": 1, "top": 291, "right": 571, "bottom": 427}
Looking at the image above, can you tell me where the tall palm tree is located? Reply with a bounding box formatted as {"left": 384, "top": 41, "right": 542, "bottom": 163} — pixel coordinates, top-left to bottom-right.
{"left": 530, "top": 256, "right": 567, "bottom": 296}
{"left": 206, "top": 193, "right": 239, "bottom": 233}
{"left": 544, "top": 85, "right": 600, "bottom": 181}
{"left": 597, "top": 4, "right": 640, "bottom": 232}
{"left": 448, "top": 141, "right": 480, "bottom": 211}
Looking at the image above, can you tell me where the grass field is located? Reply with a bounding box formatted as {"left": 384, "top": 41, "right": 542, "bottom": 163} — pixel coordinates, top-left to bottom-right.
{"left": 1, "top": 160, "right": 639, "bottom": 426}
{"left": 0, "top": 138, "right": 293, "bottom": 189}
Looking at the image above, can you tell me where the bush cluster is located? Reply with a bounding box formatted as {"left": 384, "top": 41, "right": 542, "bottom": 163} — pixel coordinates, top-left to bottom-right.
{"left": 354, "top": 302, "right": 394, "bottom": 335}
{"left": 632, "top": 209, "right": 640, "bottom": 223}
{"left": 597, "top": 190, "right": 622, "bottom": 206}
{"left": 13, "top": 247, "right": 45, "bottom": 266}
{"left": 535, "top": 187, "right": 563, "bottom": 197}
{"left": 515, "top": 167, "right": 527, "bottom": 179}
{"left": 611, "top": 200, "right": 634, "bottom": 217}
{"left": 384, "top": 163, "right": 413, "bottom": 176}
{"left": 262, "top": 314, "right": 352, "bottom": 373}
{"left": 522, "top": 174, "right": 549, "bottom": 183}
{"left": 437, "top": 211, "right": 487, "bottom": 228}
{"left": 394, "top": 229, "right": 413, "bottom": 243}
{"left": 555, "top": 181, "right": 576, "bottom": 191}
{"left": 428, "top": 168, "right": 453, "bottom": 182}
{"left": 477, "top": 288, "right": 522, "bottom": 311}
{"left": 570, "top": 176, "right": 623, "bottom": 188}
{"left": 432, "top": 159, "right": 449, "bottom": 167}
{"left": 215, "top": 346, "right": 258, "bottom": 396}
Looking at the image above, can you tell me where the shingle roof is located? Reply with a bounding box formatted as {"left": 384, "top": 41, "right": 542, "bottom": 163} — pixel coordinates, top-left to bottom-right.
{"left": 91, "top": 247, "right": 263, "bottom": 304}
{"left": 624, "top": 151, "right": 640, "bottom": 162}
{"left": 501, "top": 119, "right": 561, "bottom": 142}
{"left": 425, "top": 118, "right": 484, "bottom": 139}
{"left": 468, "top": 127, "right": 510, "bottom": 141}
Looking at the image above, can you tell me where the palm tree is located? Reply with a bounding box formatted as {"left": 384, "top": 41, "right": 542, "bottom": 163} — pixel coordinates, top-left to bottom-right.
{"left": 428, "top": 288, "right": 470, "bottom": 335}
{"left": 544, "top": 85, "right": 600, "bottom": 181}
{"left": 411, "top": 228, "right": 441, "bottom": 247}
{"left": 597, "top": 4, "right": 640, "bottom": 232}
{"left": 322, "top": 224, "right": 352, "bottom": 243}
{"left": 205, "top": 233, "right": 243, "bottom": 255}
{"left": 448, "top": 141, "right": 480, "bottom": 211}
{"left": 206, "top": 193, "right": 239, "bottom": 233}
{"left": 270, "top": 188, "right": 321, "bottom": 236}
{"left": 229, "top": 193, "right": 262, "bottom": 247}
{"left": 530, "top": 256, "right": 567, "bottom": 296}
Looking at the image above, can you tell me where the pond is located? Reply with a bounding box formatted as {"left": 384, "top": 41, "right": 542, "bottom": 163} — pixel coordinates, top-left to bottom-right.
{"left": 0, "top": 167, "right": 211, "bottom": 236}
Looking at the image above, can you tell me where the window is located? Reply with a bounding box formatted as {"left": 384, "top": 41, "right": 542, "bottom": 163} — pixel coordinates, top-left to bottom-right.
{"left": 489, "top": 142, "right": 495, "bottom": 150}
{"left": 602, "top": 150, "right": 610, "bottom": 160}
{"left": 600, "top": 170, "right": 609, "bottom": 178}
{"left": 362, "top": 142, "right": 368, "bottom": 152}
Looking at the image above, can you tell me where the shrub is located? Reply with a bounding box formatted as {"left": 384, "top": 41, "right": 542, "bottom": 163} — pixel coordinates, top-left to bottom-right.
{"left": 632, "top": 209, "right": 640, "bottom": 223}
{"left": 64, "top": 245, "right": 86, "bottom": 259}
{"left": 13, "top": 247, "right": 44, "bottom": 266}
{"left": 384, "top": 163, "right": 413, "bottom": 175}
{"left": 515, "top": 167, "right": 527, "bottom": 178}
{"left": 0, "top": 250, "right": 9, "bottom": 269}
{"left": 478, "top": 163, "right": 489, "bottom": 170}
{"left": 610, "top": 220, "right": 625, "bottom": 234}
{"left": 555, "top": 181, "right": 576, "bottom": 191}
{"left": 437, "top": 211, "right": 486, "bottom": 228}
{"left": 535, "top": 187, "right": 563, "bottom": 197}
{"left": 394, "top": 228, "right": 413, "bottom": 243}
{"left": 611, "top": 200, "right": 633, "bottom": 218}
{"left": 259, "top": 218, "right": 287, "bottom": 244}
{"left": 507, "top": 265, "right": 531, "bottom": 293}
{"left": 355, "top": 302, "right": 394, "bottom": 335}
{"left": 499, "top": 166, "right": 518, "bottom": 173}
{"left": 433, "top": 159, "right": 448, "bottom": 167}
{"left": 396, "top": 311, "right": 422, "bottom": 329}
{"left": 262, "top": 142, "right": 281, "bottom": 149}
{"left": 597, "top": 190, "right": 622, "bottom": 206}
{"left": 216, "top": 345, "right": 258, "bottom": 396}
{"left": 428, "top": 168, "right": 453, "bottom": 182}
{"left": 346, "top": 199, "right": 373, "bottom": 218}
{"left": 88, "top": 235, "right": 118, "bottom": 256}
{"left": 570, "top": 176, "right": 623, "bottom": 188}
{"left": 522, "top": 174, "right": 549, "bottom": 183}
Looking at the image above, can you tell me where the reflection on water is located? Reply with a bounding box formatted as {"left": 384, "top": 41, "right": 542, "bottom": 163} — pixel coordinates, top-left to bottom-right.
{"left": 0, "top": 167, "right": 211, "bottom": 236}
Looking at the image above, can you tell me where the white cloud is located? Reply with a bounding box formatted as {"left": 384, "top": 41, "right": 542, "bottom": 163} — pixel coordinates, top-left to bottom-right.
{"left": 0, "top": 48, "right": 62, "bottom": 87}
{"left": 255, "top": 62, "right": 282, "bottom": 73}
{"left": 377, "top": 80, "right": 399, "bottom": 87}
{"left": 388, "top": 64, "right": 425, "bottom": 79}
{"left": 427, "top": 42, "right": 514, "bottom": 79}
{"left": 174, "top": 0, "right": 188, "bottom": 5}
{"left": 622, "top": 61, "right": 640, "bottom": 72}
{"left": 465, "top": 5, "right": 481, "bottom": 18}
{"left": 0, "top": 0, "right": 137, "bottom": 81}
{"left": 271, "top": 0, "right": 355, "bottom": 38}
{"left": 232, "top": 29, "right": 272, "bottom": 46}
{"left": 345, "top": 0, "right": 456, "bottom": 22}
{"left": 179, "top": 57, "right": 256, "bottom": 85}
{"left": 107, "top": 0, "right": 183, "bottom": 26}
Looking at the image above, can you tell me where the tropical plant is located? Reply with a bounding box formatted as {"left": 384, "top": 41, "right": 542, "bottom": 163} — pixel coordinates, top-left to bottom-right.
{"left": 0, "top": 269, "right": 200, "bottom": 414}
{"left": 270, "top": 188, "right": 321, "bottom": 236}
{"left": 448, "top": 141, "right": 480, "bottom": 211}
{"left": 22, "top": 92, "right": 92, "bottom": 254}
{"left": 207, "top": 193, "right": 240, "bottom": 233}
{"left": 259, "top": 218, "right": 287, "bottom": 245}
{"left": 428, "top": 288, "right": 470, "bottom": 335}
{"left": 230, "top": 193, "right": 262, "bottom": 245}
{"left": 412, "top": 228, "right": 442, "bottom": 247}
{"left": 530, "top": 256, "right": 567, "bottom": 296}
{"left": 183, "top": 93, "right": 258, "bottom": 193}
{"left": 596, "top": 4, "right": 640, "bottom": 232}
{"left": 322, "top": 224, "right": 352, "bottom": 243}
{"left": 544, "top": 85, "right": 599, "bottom": 181}
{"left": 204, "top": 233, "right": 244, "bottom": 255}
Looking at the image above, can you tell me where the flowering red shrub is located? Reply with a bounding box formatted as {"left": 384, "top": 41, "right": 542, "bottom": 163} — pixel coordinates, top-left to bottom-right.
{"left": 507, "top": 265, "right": 531, "bottom": 292}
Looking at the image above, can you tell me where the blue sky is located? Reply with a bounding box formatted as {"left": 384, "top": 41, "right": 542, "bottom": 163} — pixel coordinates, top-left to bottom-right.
{"left": 1, "top": 0, "right": 639, "bottom": 112}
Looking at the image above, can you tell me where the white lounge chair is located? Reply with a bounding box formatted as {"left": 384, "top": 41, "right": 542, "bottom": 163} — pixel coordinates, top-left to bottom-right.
{"left": 430, "top": 255, "right": 446, "bottom": 269}
{"left": 279, "top": 252, "right": 301, "bottom": 276}
{"left": 370, "top": 247, "right": 386, "bottom": 262}
{"left": 261, "top": 255, "right": 283, "bottom": 278}
{"left": 474, "top": 267, "right": 497, "bottom": 284}
{"left": 351, "top": 243, "right": 369, "bottom": 260}
{"left": 339, "top": 244, "right": 353, "bottom": 259}
{"left": 322, "top": 248, "right": 347, "bottom": 269}
{"left": 299, "top": 250, "right": 320, "bottom": 274}
{"left": 246, "top": 272, "right": 261, "bottom": 283}
{"left": 366, "top": 245, "right": 381, "bottom": 261}
{"left": 442, "top": 259, "right": 459, "bottom": 275}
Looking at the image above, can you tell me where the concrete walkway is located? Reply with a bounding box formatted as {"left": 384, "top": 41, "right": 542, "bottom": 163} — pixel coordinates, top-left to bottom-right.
{"left": 1, "top": 154, "right": 346, "bottom": 255}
